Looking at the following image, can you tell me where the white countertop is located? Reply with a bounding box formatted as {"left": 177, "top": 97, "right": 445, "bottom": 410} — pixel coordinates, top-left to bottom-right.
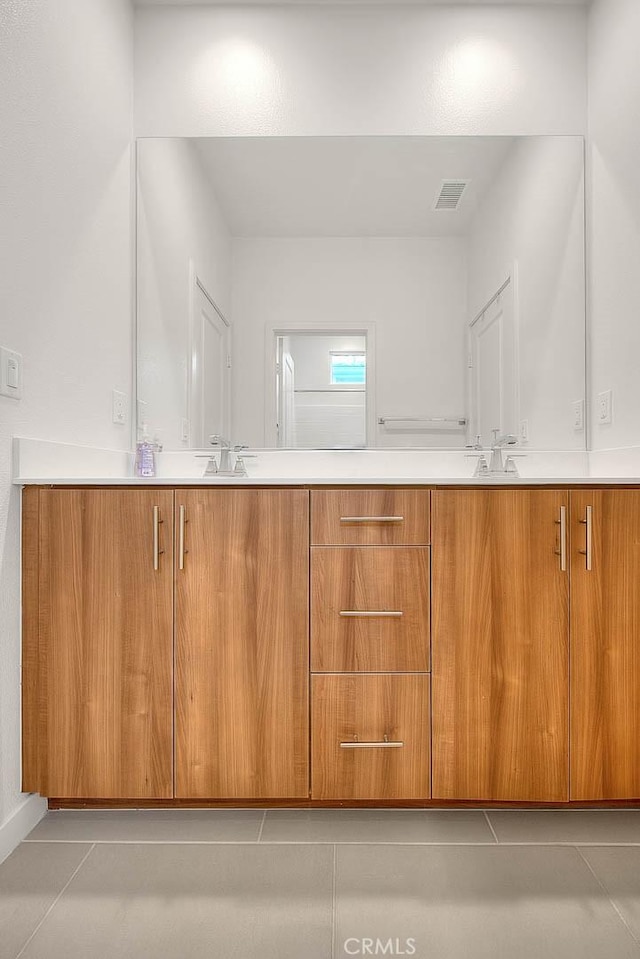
{"left": 11, "top": 438, "right": 640, "bottom": 487}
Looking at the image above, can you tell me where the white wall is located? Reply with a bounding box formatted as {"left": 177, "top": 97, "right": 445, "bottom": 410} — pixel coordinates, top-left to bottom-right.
{"left": 0, "top": 0, "right": 133, "bottom": 840}
{"left": 137, "top": 138, "right": 232, "bottom": 449}
{"left": 231, "top": 237, "right": 467, "bottom": 448}
{"left": 134, "top": 4, "right": 587, "bottom": 137}
{"left": 467, "top": 137, "right": 586, "bottom": 449}
{"left": 588, "top": 0, "right": 640, "bottom": 450}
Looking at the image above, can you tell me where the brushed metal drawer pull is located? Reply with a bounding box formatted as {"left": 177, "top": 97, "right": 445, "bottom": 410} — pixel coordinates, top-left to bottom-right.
{"left": 340, "top": 516, "right": 404, "bottom": 523}
{"left": 339, "top": 611, "right": 404, "bottom": 618}
{"left": 340, "top": 735, "right": 404, "bottom": 749}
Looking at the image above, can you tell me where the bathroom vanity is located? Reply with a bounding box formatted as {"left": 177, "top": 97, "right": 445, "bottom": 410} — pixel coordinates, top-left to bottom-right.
{"left": 16, "top": 131, "right": 623, "bottom": 807}
{"left": 20, "top": 480, "right": 640, "bottom": 807}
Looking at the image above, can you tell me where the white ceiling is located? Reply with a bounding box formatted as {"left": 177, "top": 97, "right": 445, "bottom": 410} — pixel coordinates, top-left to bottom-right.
{"left": 190, "top": 136, "right": 515, "bottom": 237}
{"left": 136, "top": 1, "right": 589, "bottom": 6}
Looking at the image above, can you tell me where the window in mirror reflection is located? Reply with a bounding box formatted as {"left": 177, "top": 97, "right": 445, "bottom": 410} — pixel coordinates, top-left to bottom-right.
{"left": 330, "top": 351, "right": 366, "bottom": 386}
{"left": 276, "top": 334, "right": 367, "bottom": 449}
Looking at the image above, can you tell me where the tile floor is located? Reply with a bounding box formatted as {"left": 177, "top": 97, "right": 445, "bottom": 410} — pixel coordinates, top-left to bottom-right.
{"left": 2, "top": 809, "right": 640, "bottom": 958}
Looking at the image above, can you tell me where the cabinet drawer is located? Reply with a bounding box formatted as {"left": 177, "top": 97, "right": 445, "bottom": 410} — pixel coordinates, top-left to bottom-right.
{"left": 311, "top": 547, "right": 430, "bottom": 672}
{"left": 311, "top": 490, "right": 430, "bottom": 546}
{"left": 311, "top": 674, "right": 430, "bottom": 800}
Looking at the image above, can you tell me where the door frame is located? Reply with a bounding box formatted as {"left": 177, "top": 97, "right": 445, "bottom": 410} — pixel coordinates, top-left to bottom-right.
{"left": 188, "top": 260, "right": 231, "bottom": 448}
{"left": 264, "top": 321, "right": 377, "bottom": 448}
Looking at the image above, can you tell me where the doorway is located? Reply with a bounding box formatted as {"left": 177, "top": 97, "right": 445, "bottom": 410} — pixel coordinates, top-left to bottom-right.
{"left": 272, "top": 331, "right": 369, "bottom": 449}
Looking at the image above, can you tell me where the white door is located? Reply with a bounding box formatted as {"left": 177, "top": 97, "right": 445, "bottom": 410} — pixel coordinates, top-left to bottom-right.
{"left": 191, "top": 282, "right": 230, "bottom": 448}
{"left": 280, "top": 351, "right": 295, "bottom": 447}
{"left": 469, "top": 281, "right": 518, "bottom": 446}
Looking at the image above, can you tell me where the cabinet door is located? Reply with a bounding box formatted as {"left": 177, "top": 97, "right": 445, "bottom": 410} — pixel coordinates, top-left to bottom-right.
{"left": 571, "top": 490, "right": 640, "bottom": 800}
{"left": 432, "top": 490, "right": 569, "bottom": 801}
{"left": 38, "top": 489, "right": 174, "bottom": 798}
{"left": 175, "top": 489, "right": 309, "bottom": 798}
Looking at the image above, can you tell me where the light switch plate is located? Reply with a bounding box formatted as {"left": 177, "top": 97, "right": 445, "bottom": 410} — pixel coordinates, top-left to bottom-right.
{"left": 0, "top": 347, "right": 23, "bottom": 400}
{"left": 112, "top": 389, "right": 128, "bottom": 425}
{"left": 181, "top": 418, "right": 191, "bottom": 443}
{"left": 519, "top": 419, "right": 529, "bottom": 444}
{"left": 597, "top": 390, "right": 612, "bottom": 425}
{"left": 572, "top": 399, "right": 585, "bottom": 431}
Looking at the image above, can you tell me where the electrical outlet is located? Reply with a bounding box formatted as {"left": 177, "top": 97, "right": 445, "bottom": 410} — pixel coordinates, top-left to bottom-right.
{"left": 112, "top": 389, "right": 128, "bottom": 426}
{"left": 597, "top": 389, "right": 613, "bottom": 425}
{"left": 519, "top": 419, "right": 529, "bottom": 444}
{"left": 0, "top": 346, "right": 23, "bottom": 400}
{"left": 572, "top": 399, "right": 585, "bottom": 432}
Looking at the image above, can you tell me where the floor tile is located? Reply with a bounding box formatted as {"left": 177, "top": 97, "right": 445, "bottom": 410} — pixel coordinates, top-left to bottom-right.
{"left": 488, "top": 810, "right": 640, "bottom": 844}
{"left": 335, "top": 844, "right": 639, "bottom": 959}
{"left": 19, "top": 843, "right": 333, "bottom": 959}
{"left": 581, "top": 847, "right": 640, "bottom": 941}
{"left": 26, "top": 809, "right": 264, "bottom": 843}
{"left": 262, "top": 809, "right": 495, "bottom": 843}
{"left": 0, "top": 842, "right": 92, "bottom": 959}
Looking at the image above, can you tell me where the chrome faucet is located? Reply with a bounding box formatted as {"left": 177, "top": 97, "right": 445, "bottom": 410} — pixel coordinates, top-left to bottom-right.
{"left": 196, "top": 435, "right": 250, "bottom": 477}
{"left": 466, "top": 430, "right": 521, "bottom": 477}
{"left": 489, "top": 430, "right": 518, "bottom": 473}
{"left": 209, "top": 435, "right": 233, "bottom": 472}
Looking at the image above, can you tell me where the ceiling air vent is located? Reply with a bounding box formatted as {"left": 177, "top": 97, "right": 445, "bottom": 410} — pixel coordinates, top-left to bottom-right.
{"left": 434, "top": 180, "right": 470, "bottom": 211}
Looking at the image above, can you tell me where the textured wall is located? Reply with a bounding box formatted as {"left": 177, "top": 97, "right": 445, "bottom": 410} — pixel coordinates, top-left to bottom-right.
{"left": 134, "top": 4, "right": 587, "bottom": 137}
{"left": 0, "top": 0, "right": 134, "bottom": 829}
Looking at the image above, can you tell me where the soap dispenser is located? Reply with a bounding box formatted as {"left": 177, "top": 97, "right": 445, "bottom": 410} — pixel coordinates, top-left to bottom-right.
{"left": 135, "top": 423, "right": 156, "bottom": 478}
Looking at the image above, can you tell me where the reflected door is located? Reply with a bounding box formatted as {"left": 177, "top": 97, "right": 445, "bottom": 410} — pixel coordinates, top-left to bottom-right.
{"left": 191, "top": 282, "right": 230, "bottom": 447}
{"left": 278, "top": 349, "right": 296, "bottom": 447}
{"left": 469, "top": 279, "right": 518, "bottom": 446}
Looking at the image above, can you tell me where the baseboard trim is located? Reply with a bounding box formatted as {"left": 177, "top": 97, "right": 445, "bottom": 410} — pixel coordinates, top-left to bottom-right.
{"left": 48, "top": 798, "right": 640, "bottom": 810}
{"left": 0, "top": 794, "right": 47, "bottom": 863}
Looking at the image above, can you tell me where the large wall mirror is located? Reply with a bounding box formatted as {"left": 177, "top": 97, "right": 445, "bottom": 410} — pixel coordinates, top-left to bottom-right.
{"left": 136, "top": 136, "right": 586, "bottom": 450}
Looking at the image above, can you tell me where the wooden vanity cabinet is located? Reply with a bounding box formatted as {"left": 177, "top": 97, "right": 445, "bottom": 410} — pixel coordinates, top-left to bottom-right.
{"left": 570, "top": 490, "right": 640, "bottom": 800}
{"left": 22, "top": 488, "right": 174, "bottom": 799}
{"left": 25, "top": 482, "right": 640, "bottom": 807}
{"left": 431, "top": 489, "right": 570, "bottom": 802}
{"left": 175, "top": 489, "right": 310, "bottom": 799}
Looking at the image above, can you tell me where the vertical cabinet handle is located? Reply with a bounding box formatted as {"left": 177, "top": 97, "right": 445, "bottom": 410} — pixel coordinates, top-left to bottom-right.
{"left": 179, "top": 504, "right": 187, "bottom": 570}
{"left": 555, "top": 506, "right": 567, "bottom": 572}
{"left": 579, "top": 505, "right": 593, "bottom": 571}
{"left": 152, "top": 505, "right": 164, "bottom": 571}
